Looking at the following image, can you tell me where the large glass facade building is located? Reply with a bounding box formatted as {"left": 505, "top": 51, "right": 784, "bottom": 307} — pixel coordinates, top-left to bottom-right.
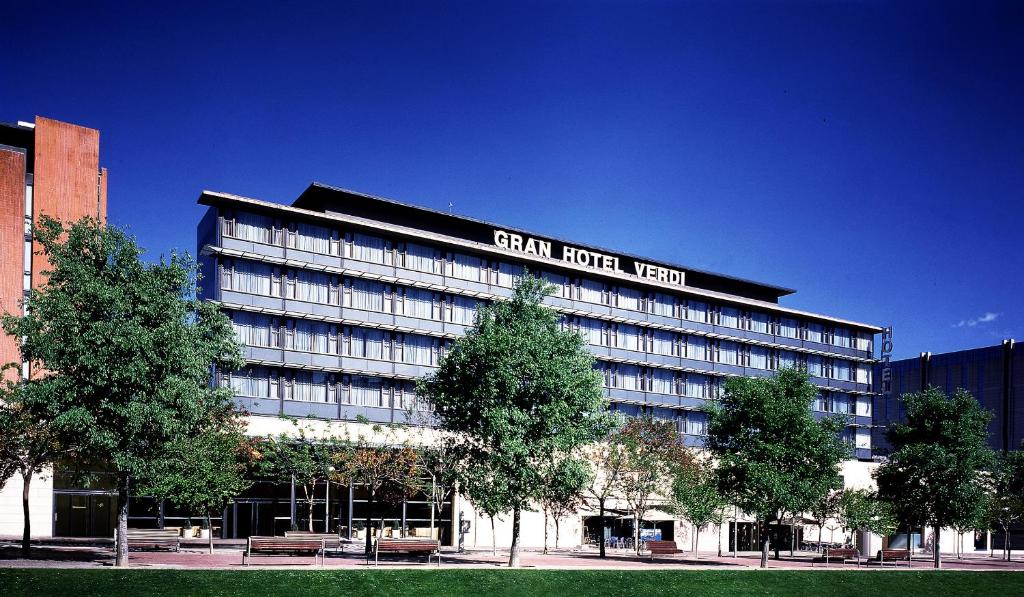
{"left": 197, "top": 183, "right": 880, "bottom": 460}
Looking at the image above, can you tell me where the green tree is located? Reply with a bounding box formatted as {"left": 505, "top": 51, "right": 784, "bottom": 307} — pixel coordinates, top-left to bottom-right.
{"left": 137, "top": 412, "right": 256, "bottom": 553}
{"left": 617, "top": 416, "right": 692, "bottom": 556}
{"left": 875, "top": 387, "right": 994, "bottom": 569}
{"left": 331, "top": 430, "right": 422, "bottom": 554}
{"left": 0, "top": 371, "right": 76, "bottom": 557}
{"left": 810, "top": 490, "right": 843, "bottom": 550}
{"left": 707, "top": 368, "right": 849, "bottom": 568}
{"left": 667, "top": 458, "right": 726, "bottom": 559}
{"left": 585, "top": 436, "right": 627, "bottom": 558}
{"left": 258, "top": 426, "right": 344, "bottom": 533}
{"left": 985, "top": 450, "right": 1024, "bottom": 561}
{"left": 417, "top": 274, "right": 611, "bottom": 567}
{"left": 1, "top": 216, "right": 243, "bottom": 567}
{"left": 539, "top": 456, "right": 593, "bottom": 552}
{"left": 461, "top": 460, "right": 510, "bottom": 556}
{"left": 837, "top": 489, "right": 896, "bottom": 547}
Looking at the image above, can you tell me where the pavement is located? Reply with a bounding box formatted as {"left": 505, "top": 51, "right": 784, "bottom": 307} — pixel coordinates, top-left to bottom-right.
{"left": 2, "top": 541, "right": 1023, "bottom": 571}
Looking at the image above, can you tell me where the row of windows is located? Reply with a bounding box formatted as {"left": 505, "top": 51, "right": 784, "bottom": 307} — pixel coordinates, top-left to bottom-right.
{"left": 610, "top": 403, "right": 870, "bottom": 447}
{"left": 220, "top": 259, "right": 483, "bottom": 325}
{"left": 219, "top": 258, "right": 873, "bottom": 376}
{"left": 220, "top": 211, "right": 873, "bottom": 352}
{"left": 221, "top": 366, "right": 431, "bottom": 411}
{"left": 568, "top": 316, "right": 871, "bottom": 382}
{"left": 231, "top": 311, "right": 451, "bottom": 366}
{"left": 814, "top": 391, "right": 872, "bottom": 416}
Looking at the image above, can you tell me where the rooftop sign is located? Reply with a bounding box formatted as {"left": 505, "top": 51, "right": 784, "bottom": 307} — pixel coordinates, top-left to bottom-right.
{"left": 493, "top": 229, "right": 686, "bottom": 287}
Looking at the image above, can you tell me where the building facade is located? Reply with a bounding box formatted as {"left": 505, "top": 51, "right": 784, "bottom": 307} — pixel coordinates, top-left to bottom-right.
{"left": 192, "top": 182, "right": 881, "bottom": 544}
{"left": 873, "top": 340, "right": 1022, "bottom": 454}
{"left": 0, "top": 115, "right": 108, "bottom": 536}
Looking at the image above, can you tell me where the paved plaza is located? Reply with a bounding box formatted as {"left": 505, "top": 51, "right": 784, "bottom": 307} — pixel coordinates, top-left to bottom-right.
{"left": 2, "top": 540, "right": 1022, "bottom": 572}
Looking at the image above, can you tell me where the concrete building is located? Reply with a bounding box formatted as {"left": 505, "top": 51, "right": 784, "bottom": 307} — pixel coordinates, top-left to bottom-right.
{"left": 190, "top": 182, "right": 880, "bottom": 548}
{"left": 873, "top": 340, "right": 1021, "bottom": 455}
{"left": 0, "top": 115, "right": 108, "bottom": 537}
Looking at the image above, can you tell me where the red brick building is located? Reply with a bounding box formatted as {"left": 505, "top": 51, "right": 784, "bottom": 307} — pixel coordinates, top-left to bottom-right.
{"left": 0, "top": 116, "right": 108, "bottom": 380}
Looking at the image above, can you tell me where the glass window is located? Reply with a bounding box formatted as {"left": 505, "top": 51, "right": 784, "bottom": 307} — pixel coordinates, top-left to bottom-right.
{"left": 350, "top": 233, "right": 386, "bottom": 263}
{"left": 233, "top": 211, "right": 274, "bottom": 244}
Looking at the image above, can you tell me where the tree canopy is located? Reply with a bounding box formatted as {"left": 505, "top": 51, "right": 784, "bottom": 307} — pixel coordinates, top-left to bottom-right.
{"left": 876, "top": 387, "right": 993, "bottom": 568}
{"left": 706, "top": 368, "right": 849, "bottom": 568}
{"left": 417, "top": 274, "right": 611, "bottom": 566}
{"left": 1, "top": 216, "right": 243, "bottom": 566}
{"left": 668, "top": 457, "right": 726, "bottom": 558}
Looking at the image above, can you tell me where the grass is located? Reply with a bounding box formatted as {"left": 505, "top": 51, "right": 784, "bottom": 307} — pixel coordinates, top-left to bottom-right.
{"left": 0, "top": 569, "right": 1021, "bottom": 597}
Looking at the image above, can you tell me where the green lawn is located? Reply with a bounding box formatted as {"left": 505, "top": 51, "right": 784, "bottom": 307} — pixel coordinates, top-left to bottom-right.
{"left": 1, "top": 569, "right": 1022, "bottom": 597}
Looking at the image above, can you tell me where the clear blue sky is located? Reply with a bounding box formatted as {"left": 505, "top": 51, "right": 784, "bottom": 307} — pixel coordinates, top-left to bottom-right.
{"left": 2, "top": 1, "right": 1020, "bottom": 359}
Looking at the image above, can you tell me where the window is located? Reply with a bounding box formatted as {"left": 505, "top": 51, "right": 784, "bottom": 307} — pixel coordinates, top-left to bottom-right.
{"left": 684, "top": 299, "right": 707, "bottom": 323}
{"left": 228, "top": 260, "right": 274, "bottom": 295}
{"left": 686, "top": 335, "right": 705, "bottom": 361}
{"left": 401, "top": 334, "right": 436, "bottom": 366}
{"left": 350, "top": 377, "right": 383, "bottom": 407}
{"left": 494, "top": 261, "right": 523, "bottom": 288}
{"left": 616, "top": 286, "right": 642, "bottom": 311}
{"left": 448, "top": 295, "right": 481, "bottom": 325}
{"left": 402, "top": 242, "right": 441, "bottom": 274}
{"left": 615, "top": 324, "right": 640, "bottom": 351}
{"left": 231, "top": 211, "right": 274, "bottom": 244}
{"left": 615, "top": 364, "right": 641, "bottom": 391}
{"left": 346, "top": 279, "right": 385, "bottom": 311}
{"left": 228, "top": 367, "right": 272, "bottom": 398}
{"left": 400, "top": 287, "right": 437, "bottom": 319}
{"left": 767, "top": 348, "right": 780, "bottom": 370}
{"left": 348, "top": 233, "right": 387, "bottom": 263}
{"left": 231, "top": 311, "right": 273, "bottom": 347}
{"left": 650, "top": 330, "right": 676, "bottom": 356}
{"left": 578, "top": 278, "right": 604, "bottom": 303}
{"left": 294, "top": 221, "right": 335, "bottom": 255}
{"left": 294, "top": 270, "right": 333, "bottom": 304}
{"left": 649, "top": 368, "right": 675, "bottom": 395}
{"left": 450, "top": 252, "right": 485, "bottom": 282}
{"left": 650, "top": 293, "right": 676, "bottom": 317}
{"left": 292, "top": 371, "right": 330, "bottom": 403}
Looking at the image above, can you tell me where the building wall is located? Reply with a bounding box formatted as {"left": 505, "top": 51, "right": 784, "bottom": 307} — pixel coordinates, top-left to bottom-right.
{"left": 873, "top": 342, "right": 1019, "bottom": 453}
{"left": 31, "top": 116, "right": 103, "bottom": 285}
{"left": 0, "top": 468, "right": 54, "bottom": 538}
{"left": 199, "top": 199, "right": 878, "bottom": 458}
{"left": 0, "top": 146, "right": 26, "bottom": 378}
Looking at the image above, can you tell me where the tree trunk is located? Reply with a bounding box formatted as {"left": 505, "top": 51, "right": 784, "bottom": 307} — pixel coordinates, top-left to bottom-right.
{"left": 773, "top": 519, "right": 781, "bottom": 560}
{"left": 115, "top": 474, "right": 130, "bottom": 567}
{"left": 693, "top": 525, "right": 700, "bottom": 560}
{"left": 1007, "top": 529, "right": 1012, "bottom": 562}
{"left": 364, "top": 490, "right": 375, "bottom": 555}
{"left": 717, "top": 522, "right": 722, "bottom": 557}
{"left": 634, "top": 513, "right": 641, "bottom": 556}
{"left": 21, "top": 470, "right": 32, "bottom": 558}
{"left": 207, "top": 512, "right": 214, "bottom": 555}
{"left": 760, "top": 519, "right": 769, "bottom": 569}
{"left": 508, "top": 508, "right": 522, "bottom": 567}
{"left": 554, "top": 517, "right": 560, "bottom": 550}
{"left": 818, "top": 524, "right": 824, "bottom": 552}
{"left": 543, "top": 508, "right": 549, "bottom": 554}
{"left": 933, "top": 525, "right": 941, "bottom": 569}
{"left": 598, "top": 499, "right": 606, "bottom": 558}
{"left": 306, "top": 485, "right": 315, "bottom": 532}
{"left": 491, "top": 514, "right": 496, "bottom": 556}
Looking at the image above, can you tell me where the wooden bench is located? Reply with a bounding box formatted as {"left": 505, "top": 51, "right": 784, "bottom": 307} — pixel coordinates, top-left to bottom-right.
{"left": 242, "top": 536, "right": 323, "bottom": 566}
{"left": 812, "top": 547, "right": 860, "bottom": 567}
{"left": 869, "top": 549, "right": 911, "bottom": 567}
{"left": 120, "top": 529, "right": 180, "bottom": 552}
{"left": 645, "top": 540, "right": 681, "bottom": 560}
{"left": 284, "top": 531, "right": 347, "bottom": 555}
{"left": 372, "top": 538, "right": 441, "bottom": 566}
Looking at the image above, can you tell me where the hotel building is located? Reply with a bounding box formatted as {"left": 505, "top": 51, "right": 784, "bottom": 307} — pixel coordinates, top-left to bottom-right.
{"left": 874, "top": 340, "right": 1021, "bottom": 454}
{"left": 193, "top": 182, "right": 881, "bottom": 546}
{"left": 0, "top": 116, "right": 108, "bottom": 537}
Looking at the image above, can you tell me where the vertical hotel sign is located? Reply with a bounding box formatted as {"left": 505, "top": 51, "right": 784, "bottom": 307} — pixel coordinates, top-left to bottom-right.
{"left": 879, "top": 327, "right": 893, "bottom": 394}
{"left": 493, "top": 229, "right": 686, "bottom": 287}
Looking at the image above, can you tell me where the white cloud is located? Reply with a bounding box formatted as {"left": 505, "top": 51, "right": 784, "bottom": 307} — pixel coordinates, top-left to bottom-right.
{"left": 953, "top": 312, "right": 1000, "bottom": 328}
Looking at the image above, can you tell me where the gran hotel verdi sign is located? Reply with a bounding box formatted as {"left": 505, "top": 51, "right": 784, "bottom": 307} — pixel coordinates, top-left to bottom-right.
{"left": 493, "top": 229, "right": 686, "bottom": 287}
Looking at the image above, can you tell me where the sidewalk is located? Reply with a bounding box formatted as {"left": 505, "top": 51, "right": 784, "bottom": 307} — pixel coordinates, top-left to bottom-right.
{"left": 3, "top": 542, "right": 1023, "bottom": 571}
